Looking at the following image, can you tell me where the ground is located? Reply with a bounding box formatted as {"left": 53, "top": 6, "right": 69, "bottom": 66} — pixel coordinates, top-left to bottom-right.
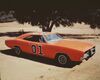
{"left": 0, "top": 22, "right": 100, "bottom": 80}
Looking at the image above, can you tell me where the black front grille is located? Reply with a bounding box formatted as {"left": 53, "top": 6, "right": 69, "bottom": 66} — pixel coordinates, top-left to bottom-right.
{"left": 85, "top": 46, "right": 95, "bottom": 57}
{"left": 85, "top": 50, "right": 91, "bottom": 57}
{"left": 92, "top": 47, "right": 95, "bottom": 53}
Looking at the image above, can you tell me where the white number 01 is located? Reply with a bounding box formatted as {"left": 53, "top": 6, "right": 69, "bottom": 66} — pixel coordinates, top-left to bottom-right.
{"left": 32, "top": 45, "right": 42, "bottom": 54}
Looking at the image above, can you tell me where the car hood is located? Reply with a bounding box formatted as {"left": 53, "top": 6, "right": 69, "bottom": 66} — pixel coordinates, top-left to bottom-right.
{"left": 50, "top": 39, "right": 94, "bottom": 52}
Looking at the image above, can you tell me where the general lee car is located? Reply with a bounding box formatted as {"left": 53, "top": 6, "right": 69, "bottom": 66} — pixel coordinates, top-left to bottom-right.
{"left": 5, "top": 32, "right": 95, "bottom": 66}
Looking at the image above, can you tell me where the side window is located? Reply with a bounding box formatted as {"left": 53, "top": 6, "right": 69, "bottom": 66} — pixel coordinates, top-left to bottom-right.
{"left": 24, "top": 35, "right": 41, "bottom": 42}
{"left": 39, "top": 36, "right": 46, "bottom": 43}
{"left": 24, "top": 35, "right": 33, "bottom": 41}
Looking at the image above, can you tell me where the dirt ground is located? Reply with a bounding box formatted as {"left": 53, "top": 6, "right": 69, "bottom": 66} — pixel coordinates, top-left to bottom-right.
{"left": 0, "top": 22, "right": 100, "bottom": 80}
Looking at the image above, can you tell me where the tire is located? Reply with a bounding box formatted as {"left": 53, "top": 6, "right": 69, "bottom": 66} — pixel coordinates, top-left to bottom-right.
{"left": 56, "top": 54, "right": 70, "bottom": 66}
{"left": 13, "top": 46, "right": 21, "bottom": 55}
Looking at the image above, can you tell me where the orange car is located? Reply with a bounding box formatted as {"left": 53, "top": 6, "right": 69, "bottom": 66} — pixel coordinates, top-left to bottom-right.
{"left": 5, "top": 32, "right": 95, "bottom": 66}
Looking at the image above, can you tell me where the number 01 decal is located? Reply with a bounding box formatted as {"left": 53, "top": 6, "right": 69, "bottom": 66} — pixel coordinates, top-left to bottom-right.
{"left": 32, "top": 45, "right": 43, "bottom": 55}
{"left": 32, "top": 45, "right": 36, "bottom": 54}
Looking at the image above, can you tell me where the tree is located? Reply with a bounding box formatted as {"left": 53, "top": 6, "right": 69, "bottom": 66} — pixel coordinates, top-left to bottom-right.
{"left": 0, "top": 0, "right": 100, "bottom": 32}
{"left": 14, "top": 9, "right": 74, "bottom": 32}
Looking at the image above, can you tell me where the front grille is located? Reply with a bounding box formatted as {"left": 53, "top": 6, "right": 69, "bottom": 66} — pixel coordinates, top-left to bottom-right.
{"left": 91, "top": 46, "right": 95, "bottom": 55}
{"left": 85, "top": 46, "right": 95, "bottom": 55}
{"left": 84, "top": 46, "right": 95, "bottom": 59}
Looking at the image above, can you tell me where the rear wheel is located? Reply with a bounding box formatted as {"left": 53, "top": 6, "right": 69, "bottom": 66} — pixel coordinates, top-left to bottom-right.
{"left": 56, "top": 54, "right": 70, "bottom": 66}
{"left": 13, "top": 46, "right": 21, "bottom": 55}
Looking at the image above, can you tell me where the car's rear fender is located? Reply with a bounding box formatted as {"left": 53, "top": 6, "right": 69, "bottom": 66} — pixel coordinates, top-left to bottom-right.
{"left": 5, "top": 39, "right": 21, "bottom": 49}
{"left": 5, "top": 39, "right": 15, "bottom": 48}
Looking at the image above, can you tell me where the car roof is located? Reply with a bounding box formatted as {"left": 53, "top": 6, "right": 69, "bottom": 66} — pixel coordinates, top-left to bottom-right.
{"left": 17, "top": 32, "right": 55, "bottom": 39}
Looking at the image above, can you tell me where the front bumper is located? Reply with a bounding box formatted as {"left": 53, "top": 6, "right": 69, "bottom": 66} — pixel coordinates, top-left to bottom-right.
{"left": 81, "top": 46, "right": 95, "bottom": 60}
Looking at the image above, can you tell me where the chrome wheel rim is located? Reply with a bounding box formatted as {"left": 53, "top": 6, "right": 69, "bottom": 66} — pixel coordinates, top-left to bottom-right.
{"left": 58, "top": 55, "right": 67, "bottom": 65}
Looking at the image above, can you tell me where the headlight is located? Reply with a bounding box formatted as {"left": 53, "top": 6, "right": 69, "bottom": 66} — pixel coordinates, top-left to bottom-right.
{"left": 83, "top": 53, "right": 89, "bottom": 59}
{"left": 80, "top": 51, "right": 89, "bottom": 60}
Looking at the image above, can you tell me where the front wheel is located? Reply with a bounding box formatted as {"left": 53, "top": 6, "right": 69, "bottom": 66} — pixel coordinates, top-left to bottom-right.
{"left": 56, "top": 54, "right": 70, "bottom": 66}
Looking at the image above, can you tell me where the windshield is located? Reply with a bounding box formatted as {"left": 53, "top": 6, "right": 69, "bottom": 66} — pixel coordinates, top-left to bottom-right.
{"left": 44, "top": 34, "right": 62, "bottom": 42}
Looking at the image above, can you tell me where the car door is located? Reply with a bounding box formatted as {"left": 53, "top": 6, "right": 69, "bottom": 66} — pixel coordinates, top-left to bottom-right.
{"left": 18, "top": 34, "right": 55, "bottom": 58}
{"left": 27, "top": 35, "right": 51, "bottom": 57}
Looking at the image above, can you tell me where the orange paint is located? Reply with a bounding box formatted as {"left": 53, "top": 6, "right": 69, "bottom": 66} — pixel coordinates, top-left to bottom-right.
{"left": 5, "top": 32, "right": 95, "bottom": 61}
